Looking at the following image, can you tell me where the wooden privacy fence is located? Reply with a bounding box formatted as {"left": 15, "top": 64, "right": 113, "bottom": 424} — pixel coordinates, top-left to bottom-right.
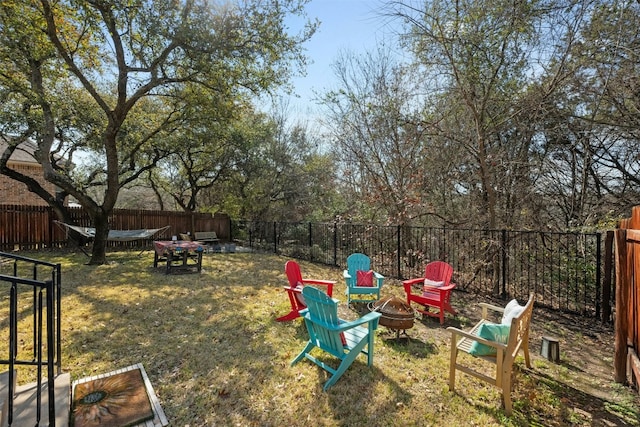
{"left": 614, "top": 205, "right": 640, "bottom": 386}
{"left": 0, "top": 204, "right": 231, "bottom": 251}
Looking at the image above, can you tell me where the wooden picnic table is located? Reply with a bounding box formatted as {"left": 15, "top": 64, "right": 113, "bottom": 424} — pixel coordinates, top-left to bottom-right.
{"left": 153, "top": 240, "right": 204, "bottom": 274}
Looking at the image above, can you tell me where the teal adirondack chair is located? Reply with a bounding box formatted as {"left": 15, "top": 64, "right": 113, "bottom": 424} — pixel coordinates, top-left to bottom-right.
{"left": 343, "top": 253, "right": 384, "bottom": 304}
{"left": 291, "top": 286, "right": 382, "bottom": 390}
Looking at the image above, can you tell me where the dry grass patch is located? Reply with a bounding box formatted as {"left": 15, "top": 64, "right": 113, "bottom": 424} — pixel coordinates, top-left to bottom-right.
{"left": 1, "top": 250, "right": 639, "bottom": 426}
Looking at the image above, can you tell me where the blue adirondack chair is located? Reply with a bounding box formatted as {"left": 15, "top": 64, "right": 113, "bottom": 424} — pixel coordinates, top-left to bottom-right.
{"left": 343, "top": 253, "right": 384, "bottom": 304}
{"left": 291, "top": 286, "right": 382, "bottom": 390}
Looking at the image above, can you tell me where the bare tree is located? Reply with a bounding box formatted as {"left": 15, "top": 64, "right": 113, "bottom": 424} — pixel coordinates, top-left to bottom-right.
{"left": 320, "top": 46, "right": 437, "bottom": 226}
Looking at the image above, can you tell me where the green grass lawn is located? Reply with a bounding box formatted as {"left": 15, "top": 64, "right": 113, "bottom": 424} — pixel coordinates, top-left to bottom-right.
{"left": 1, "top": 250, "right": 638, "bottom": 426}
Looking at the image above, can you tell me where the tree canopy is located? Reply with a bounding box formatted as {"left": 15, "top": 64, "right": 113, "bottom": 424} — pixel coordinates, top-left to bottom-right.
{"left": 2, "top": 0, "right": 640, "bottom": 264}
{"left": 0, "top": 0, "right": 317, "bottom": 264}
{"left": 317, "top": 0, "right": 640, "bottom": 230}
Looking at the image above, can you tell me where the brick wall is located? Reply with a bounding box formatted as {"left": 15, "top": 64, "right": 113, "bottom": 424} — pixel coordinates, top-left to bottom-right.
{"left": 0, "top": 163, "right": 57, "bottom": 206}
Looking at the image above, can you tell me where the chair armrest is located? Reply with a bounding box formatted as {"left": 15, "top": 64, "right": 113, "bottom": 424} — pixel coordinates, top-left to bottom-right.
{"left": 336, "top": 312, "right": 382, "bottom": 331}
{"left": 302, "top": 279, "right": 336, "bottom": 286}
{"left": 402, "top": 278, "right": 424, "bottom": 287}
{"left": 424, "top": 283, "right": 455, "bottom": 292}
{"left": 301, "top": 311, "right": 381, "bottom": 330}
{"left": 479, "top": 302, "right": 505, "bottom": 313}
{"left": 343, "top": 270, "right": 351, "bottom": 279}
{"left": 403, "top": 280, "right": 420, "bottom": 295}
{"left": 446, "top": 326, "right": 508, "bottom": 351}
{"left": 373, "top": 271, "right": 384, "bottom": 287}
{"left": 302, "top": 279, "right": 335, "bottom": 297}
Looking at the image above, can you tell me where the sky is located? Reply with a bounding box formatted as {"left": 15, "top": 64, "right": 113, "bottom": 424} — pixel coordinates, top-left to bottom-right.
{"left": 277, "top": 0, "right": 403, "bottom": 124}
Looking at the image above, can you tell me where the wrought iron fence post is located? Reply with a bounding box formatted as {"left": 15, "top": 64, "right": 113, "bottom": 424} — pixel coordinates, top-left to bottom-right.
{"left": 37, "top": 287, "right": 43, "bottom": 424}
{"left": 273, "top": 221, "right": 277, "bottom": 254}
{"left": 46, "top": 280, "right": 56, "bottom": 424}
{"left": 603, "top": 231, "right": 614, "bottom": 323}
{"left": 55, "top": 263, "right": 62, "bottom": 374}
{"left": 333, "top": 223, "right": 338, "bottom": 266}
{"left": 9, "top": 282, "right": 16, "bottom": 426}
{"left": 397, "top": 225, "right": 401, "bottom": 279}
{"left": 596, "top": 232, "right": 602, "bottom": 320}
{"left": 501, "top": 229, "right": 507, "bottom": 298}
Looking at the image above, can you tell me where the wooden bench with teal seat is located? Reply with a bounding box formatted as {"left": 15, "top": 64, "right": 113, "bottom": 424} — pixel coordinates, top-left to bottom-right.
{"left": 447, "top": 293, "right": 535, "bottom": 415}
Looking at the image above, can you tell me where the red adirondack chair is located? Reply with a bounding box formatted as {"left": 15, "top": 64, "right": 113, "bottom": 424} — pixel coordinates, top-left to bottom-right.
{"left": 403, "top": 261, "right": 456, "bottom": 324}
{"left": 276, "top": 260, "right": 335, "bottom": 322}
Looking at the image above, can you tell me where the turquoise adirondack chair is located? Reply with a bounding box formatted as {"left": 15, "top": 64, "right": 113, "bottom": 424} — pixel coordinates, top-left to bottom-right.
{"left": 291, "top": 286, "right": 382, "bottom": 390}
{"left": 343, "top": 253, "right": 384, "bottom": 304}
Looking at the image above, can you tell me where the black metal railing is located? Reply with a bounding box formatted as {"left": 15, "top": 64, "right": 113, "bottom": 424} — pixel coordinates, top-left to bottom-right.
{"left": 232, "top": 221, "right": 607, "bottom": 319}
{"left": 0, "top": 252, "right": 62, "bottom": 426}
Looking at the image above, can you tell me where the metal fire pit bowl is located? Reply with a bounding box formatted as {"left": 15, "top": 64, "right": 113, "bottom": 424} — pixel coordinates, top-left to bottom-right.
{"left": 368, "top": 296, "right": 416, "bottom": 339}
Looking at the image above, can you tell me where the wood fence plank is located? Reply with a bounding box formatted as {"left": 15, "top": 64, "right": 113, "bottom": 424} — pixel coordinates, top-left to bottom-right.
{"left": 0, "top": 204, "right": 230, "bottom": 251}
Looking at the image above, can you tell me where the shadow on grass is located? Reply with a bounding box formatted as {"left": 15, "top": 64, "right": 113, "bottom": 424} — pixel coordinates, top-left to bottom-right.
{"left": 415, "top": 313, "right": 463, "bottom": 329}
{"left": 555, "top": 359, "right": 586, "bottom": 374}
{"left": 446, "top": 364, "right": 639, "bottom": 426}
{"left": 380, "top": 335, "right": 438, "bottom": 358}
{"left": 341, "top": 300, "right": 440, "bottom": 357}
{"left": 7, "top": 250, "right": 639, "bottom": 426}
{"left": 514, "top": 370, "right": 640, "bottom": 426}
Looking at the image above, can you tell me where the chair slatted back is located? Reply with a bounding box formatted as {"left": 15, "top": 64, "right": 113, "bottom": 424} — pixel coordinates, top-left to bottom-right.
{"left": 285, "top": 260, "right": 303, "bottom": 287}
{"left": 506, "top": 294, "right": 535, "bottom": 360}
{"left": 424, "top": 261, "right": 453, "bottom": 285}
{"left": 302, "top": 286, "right": 344, "bottom": 355}
{"left": 346, "top": 253, "right": 371, "bottom": 281}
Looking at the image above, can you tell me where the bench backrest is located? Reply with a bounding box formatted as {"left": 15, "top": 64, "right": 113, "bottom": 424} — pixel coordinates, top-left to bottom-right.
{"left": 194, "top": 231, "right": 217, "bottom": 240}
{"left": 505, "top": 293, "right": 535, "bottom": 360}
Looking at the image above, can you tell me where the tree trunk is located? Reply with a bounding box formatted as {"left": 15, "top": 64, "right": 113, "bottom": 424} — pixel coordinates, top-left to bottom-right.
{"left": 88, "top": 211, "right": 110, "bottom": 265}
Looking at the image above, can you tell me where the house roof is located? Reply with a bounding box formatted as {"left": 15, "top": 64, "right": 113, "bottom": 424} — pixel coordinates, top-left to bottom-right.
{"left": 0, "top": 138, "right": 39, "bottom": 165}
{"left": 0, "top": 137, "right": 69, "bottom": 167}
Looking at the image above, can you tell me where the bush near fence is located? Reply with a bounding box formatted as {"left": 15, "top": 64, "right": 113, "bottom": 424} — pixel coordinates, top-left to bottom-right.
{"left": 233, "top": 220, "right": 613, "bottom": 321}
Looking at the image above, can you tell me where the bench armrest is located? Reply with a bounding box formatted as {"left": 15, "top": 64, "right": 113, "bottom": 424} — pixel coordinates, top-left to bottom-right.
{"left": 447, "top": 326, "right": 508, "bottom": 351}
{"left": 479, "top": 302, "right": 505, "bottom": 320}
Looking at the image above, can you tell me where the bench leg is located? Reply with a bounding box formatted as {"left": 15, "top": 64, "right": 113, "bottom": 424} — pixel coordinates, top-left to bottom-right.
{"left": 449, "top": 337, "right": 458, "bottom": 391}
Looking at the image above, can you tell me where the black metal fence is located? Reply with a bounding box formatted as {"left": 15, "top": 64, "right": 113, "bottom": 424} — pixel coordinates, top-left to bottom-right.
{"left": 232, "top": 221, "right": 609, "bottom": 319}
{"left": 0, "top": 251, "right": 62, "bottom": 426}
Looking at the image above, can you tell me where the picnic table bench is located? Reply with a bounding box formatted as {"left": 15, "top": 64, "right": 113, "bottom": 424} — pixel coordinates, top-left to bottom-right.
{"left": 194, "top": 231, "right": 219, "bottom": 244}
{"left": 194, "top": 231, "right": 220, "bottom": 252}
